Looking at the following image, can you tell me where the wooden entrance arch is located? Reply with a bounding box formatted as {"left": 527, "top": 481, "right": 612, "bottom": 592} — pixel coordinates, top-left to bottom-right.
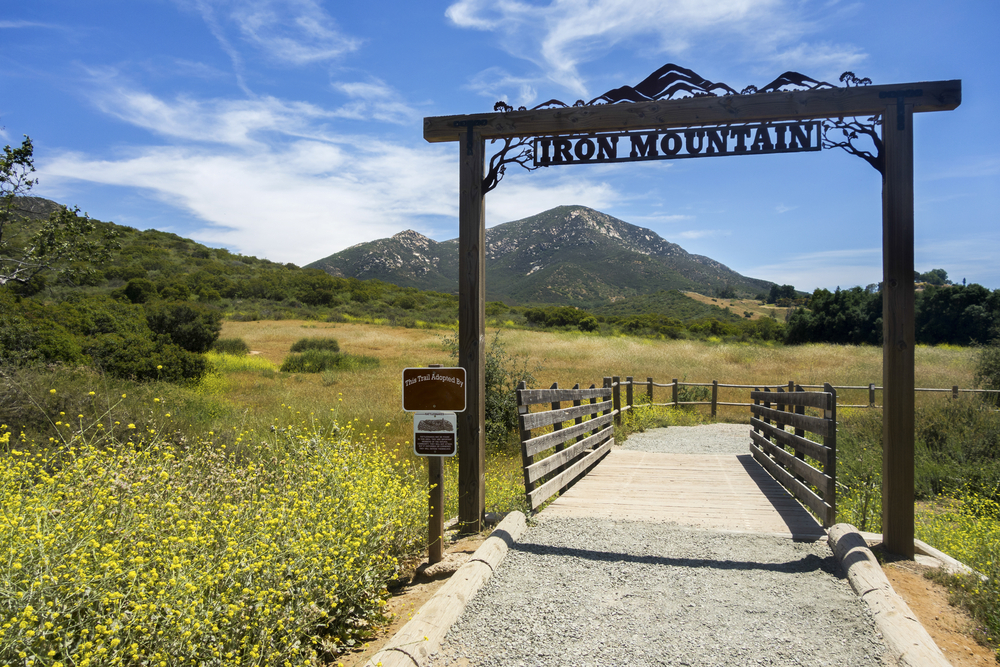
{"left": 423, "top": 68, "right": 961, "bottom": 556}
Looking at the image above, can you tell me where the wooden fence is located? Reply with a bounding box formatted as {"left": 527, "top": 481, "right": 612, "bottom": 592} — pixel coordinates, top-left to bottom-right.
{"left": 749, "top": 384, "right": 837, "bottom": 527}
{"left": 515, "top": 380, "right": 616, "bottom": 511}
{"left": 607, "top": 377, "right": 1000, "bottom": 417}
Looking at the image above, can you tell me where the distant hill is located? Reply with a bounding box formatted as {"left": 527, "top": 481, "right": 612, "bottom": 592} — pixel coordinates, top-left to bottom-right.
{"left": 308, "top": 205, "right": 773, "bottom": 306}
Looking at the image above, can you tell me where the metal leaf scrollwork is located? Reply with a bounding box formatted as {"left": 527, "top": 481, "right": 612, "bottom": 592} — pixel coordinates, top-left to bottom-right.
{"left": 482, "top": 136, "right": 537, "bottom": 194}
{"left": 823, "top": 72, "right": 883, "bottom": 174}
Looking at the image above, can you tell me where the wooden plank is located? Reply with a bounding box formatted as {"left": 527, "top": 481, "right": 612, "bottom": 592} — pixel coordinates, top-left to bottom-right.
{"left": 523, "top": 412, "right": 615, "bottom": 457}
{"left": 521, "top": 399, "right": 613, "bottom": 431}
{"left": 526, "top": 426, "right": 614, "bottom": 484}
{"left": 457, "top": 131, "right": 485, "bottom": 532}
{"left": 751, "top": 431, "right": 833, "bottom": 499}
{"left": 750, "top": 417, "right": 831, "bottom": 466}
{"left": 423, "top": 80, "right": 961, "bottom": 143}
{"left": 751, "top": 442, "right": 833, "bottom": 526}
{"left": 750, "top": 404, "right": 831, "bottom": 437}
{"left": 518, "top": 387, "right": 611, "bottom": 405}
{"left": 749, "top": 389, "right": 832, "bottom": 410}
{"left": 881, "top": 103, "right": 915, "bottom": 558}
{"left": 529, "top": 438, "right": 613, "bottom": 509}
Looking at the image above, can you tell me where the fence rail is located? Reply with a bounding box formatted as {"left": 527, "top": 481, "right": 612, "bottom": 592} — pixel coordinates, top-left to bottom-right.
{"left": 604, "top": 377, "right": 1000, "bottom": 416}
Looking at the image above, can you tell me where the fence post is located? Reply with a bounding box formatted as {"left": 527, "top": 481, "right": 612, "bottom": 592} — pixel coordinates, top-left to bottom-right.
{"left": 869, "top": 383, "right": 876, "bottom": 407}
{"left": 626, "top": 376, "right": 634, "bottom": 412}
{"left": 647, "top": 377, "right": 653, "bottom": 404}
{"left": 953, "top": 385, "right": 959, "bottom": 400}
{"left": 672, "top": 378, "right": 679, "bottom": 407}
{"left": 612, "top": 375, "right": 622, "bottom": 427}
{"left": 823, "top": 382, "right": 837, "bottom": 527}
{"left": 550, "top": 382, "right": 563, "bottom": 454}
{"left": 573, "top": 383, "right": 584, "bottom": 443}
{"left": 711, "top": 380, "right": 718, "bottom": 418}
{"left": 589, "top": 384, "right": 599, "bottom": 437}
{"left": 516, "top": 380, "right": 533, "bottom": 507}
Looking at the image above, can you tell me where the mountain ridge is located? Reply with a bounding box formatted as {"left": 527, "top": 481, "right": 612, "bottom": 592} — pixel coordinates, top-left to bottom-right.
{"left": 308, "top": 205, "right": 772, "bottom": 305}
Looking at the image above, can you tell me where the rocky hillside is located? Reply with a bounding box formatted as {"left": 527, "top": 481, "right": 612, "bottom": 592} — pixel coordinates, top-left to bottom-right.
{"left": 308, "top": 206, "right": 772, "bottom": 306}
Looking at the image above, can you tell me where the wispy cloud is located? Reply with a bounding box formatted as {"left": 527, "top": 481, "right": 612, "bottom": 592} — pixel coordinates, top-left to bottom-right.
{"left": 446, "top": 0, "right": 865, "bottom": 98}
{"left": 775, "top": 204, "right": 796, "bottom": 214}
{"left": 227, "top": 0, "right": 360, "bottom": 64}
{"left": 331, "top": 79, "right": 420, "bottom": 125}
{"left": 0, "top": 20, "right": 59, "bottom": 29}
{"left": 746, "top": 247, "right": 881, "bottom": 291}
{"left": 678, "top": 229, "right": 730, "bottom": 240}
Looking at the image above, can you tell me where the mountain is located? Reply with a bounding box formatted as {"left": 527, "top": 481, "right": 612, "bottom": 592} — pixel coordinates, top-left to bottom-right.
{"left": 308, "top": 205, "right": 772, "bottom": 306}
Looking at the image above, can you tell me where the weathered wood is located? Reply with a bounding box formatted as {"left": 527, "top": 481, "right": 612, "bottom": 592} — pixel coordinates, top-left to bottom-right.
{"left": 828, "top": 524, "right": 951, "bottom": 667}
{"left": 749, "top": 389, "right": 832, "bottom": 410}
{"left": 751, "top": 431, "right": 833, "bottom": 499}
{"left": 517, "top": 381, "right": 534, "bottom": 497}
{"left": 824, "top": 383, "right": 838, "bottom": 522}
{"left": 672, "top": 378, "right": 679, "bottom": 406}
{"left": 428, "top": 455, "right": 444, "bottom": 564}
{"left": 520, "top": 398, "right": 613, "bottom": 431}
{"left": 612, "top": 375, "right": 621, "bottom": 427}
{"left": 625, "top": 376, "right": 634, "bottom": 411}
{"left": 424, "top": 80, "right": 961, "bottom": 143}
{"left": 882, "top": 102, "right": 916, "bottom": 558}
{"left": 523, "top": 412, "right": 615, "bottom": 458}
{"left": 519, "top": 386, "right": 611, "bottom": 404}
{"left": 711, "top": 380, "right": 718, "bottom": 417}
{"left": 529, "top": 438, "right": 613, "bottom": 509}
{"left": 750, "top": 403, "right": 831, "bottom": 437}
{"left": 646, "top": 377, "right": 654, "bottom": 403}
{"left": 526, "top": 426, "right": 615, "bottom": 484}
{"left": 751, "top": 442, "right": 833, "bottom": 526}
{"left": 457, "top": 131, "right": 486, "bottom": 532}
{"left": 749, "top": 417, "right": 830, "bottom": 466}
{"left": 365, "top": 511, "right": 527, "bottom": 667}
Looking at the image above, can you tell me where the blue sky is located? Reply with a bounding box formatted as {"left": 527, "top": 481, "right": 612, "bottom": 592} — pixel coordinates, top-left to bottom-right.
{"left": 2, "top": 0, "right": 997, "bottom": 291}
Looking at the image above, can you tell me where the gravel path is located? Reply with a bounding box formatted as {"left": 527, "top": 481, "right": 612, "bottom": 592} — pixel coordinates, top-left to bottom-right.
{"left": 435, "top": 425, "right": 888, "bottom": 666}
{"left": 622, "top": 424, "right": 751, "bottom": 455}
{"left": 436, "top": 517, "right": 886, "bottom": 667}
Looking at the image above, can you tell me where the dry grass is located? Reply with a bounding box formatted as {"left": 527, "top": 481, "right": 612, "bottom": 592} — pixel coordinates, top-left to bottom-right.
{"left": 218, "top": 321, "right": 976, "bottom": 438}
{"left": 682, "top": 291, "right": 792, "bottom": 321}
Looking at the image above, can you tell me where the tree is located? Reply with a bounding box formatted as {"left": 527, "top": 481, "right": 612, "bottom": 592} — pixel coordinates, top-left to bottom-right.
{"left": 1, "top": 135, "right": 117, "bottom": 288}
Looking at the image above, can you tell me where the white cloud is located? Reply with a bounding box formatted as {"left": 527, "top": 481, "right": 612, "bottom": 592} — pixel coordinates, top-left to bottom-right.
{"left": 775, "top": 204, "right": 796, "bottom": 214}
{"left": 466, "top": 67, "right": 539, "bottom": 108}
{"left": 447, "top": 0, "right": 866, "bottom": 98}
{"left": 485, "top": 174, "right": 620, "bottom": 226}
{"left": 677, "top": 229, "right": 729, "bottom": 240}
{"left": 331, "top": 80, "right": 420, "bottom": 125}
{"left": 745, "top": 247, "right": 881, "bottom": 291}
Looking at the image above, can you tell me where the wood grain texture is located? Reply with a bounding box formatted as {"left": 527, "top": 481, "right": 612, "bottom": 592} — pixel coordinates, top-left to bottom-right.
{"left": 828, "top": 524, "right": 951, "bottom": 667}
{"left": 749, "top": 417, "right": 831, "bottom": 466}
{"left": 750, "top": 404, "right": 831, "bottom": 437}
{"left": 751, "top": 442, "right": 833, "bottom": 527}
{"left": 521, "top": 399, "right": 613, "bottom": 430}
{"left": 522, "top": 412, "right": 614, "bottom": 458}
{"left": 751, "top": 431, "right": 833, "bottom": 498}
{"left": 424, "top": 80, "right": 960, "bottom": 143}
{"left": 529, "top": 439, "right": 613, "bottom": 510}
{"left": 525, "top": 426, "right": 614, "bottom": 484}
{"left": 541, "top": 449, "right": 825, "bottom": 539}
{"left": 749, "top": 389, "right": 832, "bottom": 410}
{"left": 518, "top": 386, "right": 611, "bottom": 405}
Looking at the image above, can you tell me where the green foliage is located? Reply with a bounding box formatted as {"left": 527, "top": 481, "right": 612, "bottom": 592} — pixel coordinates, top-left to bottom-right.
{"left": 1, "top": 137, "right": 118, "bottom": 287}
{"left": 835, "top": 409, "right": 884, "bottom": 532}
{"left": 280, "top": 350, "right": 379, "bottom": 373}
{"left": 445, "top": 330, "right": 536, "bottom": 452}
{"left": 144, "top": 301, "right": 222, "bottom": 353}
{"left": 212, "top": 337, "right": 250, "bottom": 355}
{"left": 915, "top": 268, "right": 951, "bottom": 285}
{"left": 124, "top": 277, "right": 158, "bottom": 303}
{"left": 290, "top": 336, "right": 340, "bottom": 353}
{"left": 786, "top": 287, "right": 882, "bottom": 345}
{"left": 975, "top": 340, "right": 1000, "bottom": 406}
{"left": 916, "top": 283, "right": 1000, "bottom": 345}
{"left": 767, "top": 284, "right": 797, "bottom": 305}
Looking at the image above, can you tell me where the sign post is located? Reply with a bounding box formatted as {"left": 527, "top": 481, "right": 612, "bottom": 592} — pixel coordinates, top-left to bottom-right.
{"left": 402, "top": 365, "right": 465, "bottom": 563}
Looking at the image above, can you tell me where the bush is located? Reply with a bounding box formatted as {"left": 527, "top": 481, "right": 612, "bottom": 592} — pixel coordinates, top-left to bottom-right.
{"left": 280, "top": 350, "right": 378, "bottom": 373}
{"left": 212, "top": 337, "right": 250, "bottom": 355}
{"left": 124, "top": 277, "right": 158, "bottom": 303}
{"left": 975, "top": 340, "right": 1000, "bottom": 406}
{"left": 290, "top": 336, "right": 340, "bottom": 353}
{"left": 145, "top": 301, "right": 222, "bottom": 353}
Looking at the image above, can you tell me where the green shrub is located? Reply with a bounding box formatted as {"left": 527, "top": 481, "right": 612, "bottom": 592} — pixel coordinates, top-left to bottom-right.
{"left": 975, "top": 340, "right": 1000, "bottom": 406}
{"left": 290, "top": 336, "right": 340, "bottom": 353}
{"left": 145, "top": 300, "right": 222, "bottom": 353}
{"left": 212, "top": 337, "right": 250, "bottom": 355}
{"left": 124, "top": 277, "right": 158, "bottom": 303}
{"left": 280, "top": 350, "right": 378, "bottom": 373}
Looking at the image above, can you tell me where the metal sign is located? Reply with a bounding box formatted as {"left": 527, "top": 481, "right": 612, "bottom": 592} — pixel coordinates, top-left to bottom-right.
{"left": 401, "top": 367, "right": 466, "bottom": 412}
{"left": 413, "top": 412, "right": 457, "bottom": 457}
{"left": 532, "top": 122, "right": 820, "bottom": 167}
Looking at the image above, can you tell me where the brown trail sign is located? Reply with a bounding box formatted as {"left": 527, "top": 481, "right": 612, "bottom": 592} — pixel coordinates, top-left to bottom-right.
{"left": 424, "top": 65, "right": 960, "bottom": 553}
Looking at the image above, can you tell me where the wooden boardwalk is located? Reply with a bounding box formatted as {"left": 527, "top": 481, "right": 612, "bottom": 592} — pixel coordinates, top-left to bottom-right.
{"left": 540, "top": 449, "right": 826, "bottom": 539}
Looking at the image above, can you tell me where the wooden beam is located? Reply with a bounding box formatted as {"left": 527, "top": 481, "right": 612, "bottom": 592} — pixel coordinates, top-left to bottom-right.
{"left": 424, "top": 80, "right": 960, "bottom": 143}
{"left": 457, "top": 131, "right": 485, "bottom": 532}
{"left": 881, "top": 103, "right": 916, "bottom": 558}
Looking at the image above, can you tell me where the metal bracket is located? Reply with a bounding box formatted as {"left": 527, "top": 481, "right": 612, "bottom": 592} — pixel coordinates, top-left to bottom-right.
{"left": 454, "top": 119, "right": 488, "bottom": 156}
{"left": 879, "top": 89, "right": 922, "bottom": 130}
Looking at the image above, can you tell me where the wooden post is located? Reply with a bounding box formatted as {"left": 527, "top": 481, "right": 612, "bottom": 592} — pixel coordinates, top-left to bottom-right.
{"left": 881, "top": 101, "right": 915, "bottom": 558}
{"left": 869, "top": 383, "right": 876, "bottom": 407}
{"left": 603, "top": 377, "right": 613, "bottom": 425}
{"left": 589, "top": 384, "right": 599, "bottom": 437}
{"left": 612, "top": 376, "right": 621, "bottom": 427}
{"left": 647, "top": 377, "right": 653, "bottom": 404}
{"left": 428, "top": 456, "right": 444, "bottom": 564}
{"left": 711, "top": 380, "right": 718, "bottom": 418}
{"left": 550, "top": 381, "right": 563, "bottom": 450}
{"left": 625, "top": 376, "right": 634, "bottom": 412}
{"left": 517, "top": 380, "right": 533, "bottom": 506}
{"left": 672, "top": 379, "right": 679, "bottom": 407}
{"left": 573, "top": 383, "right": 584, "bottom": 443}
{"left": 824, "top": 382, "right": 838, "bottom": 527}
{"left": 952, "top": 385, "right": 959, "bottom": 400}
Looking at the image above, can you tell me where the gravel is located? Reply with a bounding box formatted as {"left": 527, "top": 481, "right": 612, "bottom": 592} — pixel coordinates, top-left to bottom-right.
{"left": 622, "top": 424, "right": 751, "bottom": 455}
{"left": 435, "top": 516, "right": 887, "bottom": 667}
